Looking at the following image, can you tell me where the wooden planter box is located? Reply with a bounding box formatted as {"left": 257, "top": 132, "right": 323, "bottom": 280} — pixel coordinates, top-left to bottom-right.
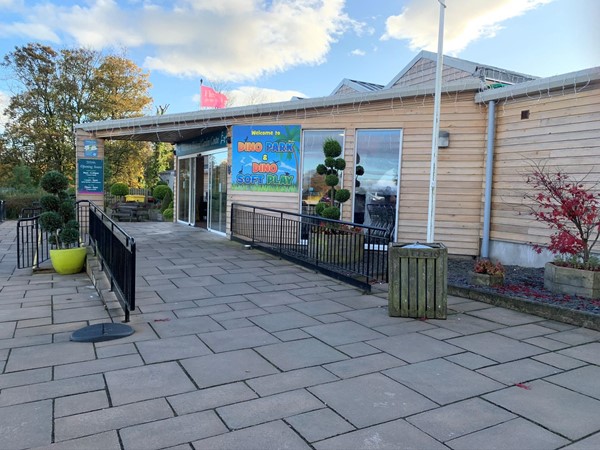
{"left": 469, "top": 271, "right": 504, "bottom": 287}
{"left": 388, "top": 242, "right": 447, "bottom": 319}
{"left": 544, "top": 262, "right": 600, "bottom": 298}
{"left": 309, "top": 232, "right": 364, "bottom": 264}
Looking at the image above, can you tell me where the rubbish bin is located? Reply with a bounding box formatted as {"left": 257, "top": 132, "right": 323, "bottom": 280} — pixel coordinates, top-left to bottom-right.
{"left": 388, "top": 242, "right": 447, "bottom": 319}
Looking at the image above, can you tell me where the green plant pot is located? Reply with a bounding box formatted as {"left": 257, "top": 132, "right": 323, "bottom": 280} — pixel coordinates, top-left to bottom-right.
{"left": 50, "top": 247, "right": 87, "bottom": 275}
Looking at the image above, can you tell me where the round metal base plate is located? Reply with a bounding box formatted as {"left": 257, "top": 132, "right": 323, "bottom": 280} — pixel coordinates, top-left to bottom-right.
{"left": 70, "top": 323, "right": 135, "bottom": 343}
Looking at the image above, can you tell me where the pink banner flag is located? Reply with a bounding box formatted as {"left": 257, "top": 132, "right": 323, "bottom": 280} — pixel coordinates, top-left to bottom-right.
{"left": 201, "top": 85, "right": 227, "bottom": 109}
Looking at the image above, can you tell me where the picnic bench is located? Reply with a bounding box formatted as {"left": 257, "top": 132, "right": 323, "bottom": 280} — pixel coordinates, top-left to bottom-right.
{"left": 111, "top": 202, "right": 150, "bottom": 222}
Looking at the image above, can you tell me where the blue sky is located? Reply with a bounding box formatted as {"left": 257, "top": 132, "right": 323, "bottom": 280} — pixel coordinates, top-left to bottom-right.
{"left": 0, "top": 0, "right": 598, "bottom": 119}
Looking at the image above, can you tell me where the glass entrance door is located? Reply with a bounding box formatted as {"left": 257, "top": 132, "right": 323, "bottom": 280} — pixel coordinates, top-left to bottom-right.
{"left": 177, "top": 156, "right": 195, "bottom": 225}
{"left": 207, "top": 151, "right": 227, "bottom": 233}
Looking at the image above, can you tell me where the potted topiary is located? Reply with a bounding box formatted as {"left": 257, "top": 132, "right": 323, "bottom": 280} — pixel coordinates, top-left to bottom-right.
{"left": 38, "top": 171, "right": 86, "bottom": 274}
{"left": 310, "top": 138, "right": 363, "bottom": 263}
{"left": 469, "top": 259, "right": 505, "bottom": 287}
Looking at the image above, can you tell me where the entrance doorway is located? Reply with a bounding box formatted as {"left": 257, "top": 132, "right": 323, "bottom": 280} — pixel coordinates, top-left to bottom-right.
{"left": 177, "top": 149, "right": 227, "bottom": 234}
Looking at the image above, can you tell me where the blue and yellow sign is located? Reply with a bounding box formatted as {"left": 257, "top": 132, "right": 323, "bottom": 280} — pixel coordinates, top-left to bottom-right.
{"left": 231, "top": 125, "right": 300, "bottom": 192}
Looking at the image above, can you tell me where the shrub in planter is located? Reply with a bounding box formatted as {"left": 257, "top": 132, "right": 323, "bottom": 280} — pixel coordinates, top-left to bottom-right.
{"left": 152, "top": 184, "right": 171, "bottom": 202}
{"left": 314, "top": 138, "right": 351, "bottom": 221}
{"left": 469, "top": 259, "right": 505, "bottom": 287}
{"left": 524, "top": 163, "right": 600, "bottom": 297}
{"left": 110, "top": 182, "right": 129, "bottom": 198}
{"left": 162, "top": 208, "right": 174, "bottom": 221}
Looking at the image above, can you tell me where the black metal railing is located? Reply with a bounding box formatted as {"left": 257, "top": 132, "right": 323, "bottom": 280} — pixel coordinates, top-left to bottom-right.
{"left": 87, "top": 201, "right": 136, "bottom": 322}
{"left": 0, "top": 200, "right": 5, "bottom": 222}
{"left": 230, "top": 203, "right": 391, "bottom": 291}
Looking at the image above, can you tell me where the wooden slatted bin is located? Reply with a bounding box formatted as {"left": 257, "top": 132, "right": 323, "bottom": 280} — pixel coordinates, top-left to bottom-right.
{"left": 388, "top": 242, "right": 448, "bottom": 319}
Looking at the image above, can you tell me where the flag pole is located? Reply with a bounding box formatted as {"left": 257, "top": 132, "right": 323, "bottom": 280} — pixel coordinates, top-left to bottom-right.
{"left": 426, "top": 0, "right": 446, "bottom": 243}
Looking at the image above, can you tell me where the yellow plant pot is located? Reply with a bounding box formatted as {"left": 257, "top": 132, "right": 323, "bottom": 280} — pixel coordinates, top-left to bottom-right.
{"left": 50, "top": 247, "right": 87, "bottom": 275}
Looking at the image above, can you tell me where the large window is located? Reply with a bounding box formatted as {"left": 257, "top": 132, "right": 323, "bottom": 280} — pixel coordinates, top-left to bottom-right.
{"left": 353, "top": 129, "right": 402, "bottom": 234}
{"left": 300, "top": 130, "right": 344, "bottom": 214}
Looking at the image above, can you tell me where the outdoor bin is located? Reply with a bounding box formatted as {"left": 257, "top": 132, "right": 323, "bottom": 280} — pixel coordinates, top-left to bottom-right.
{"left": 388, "top": 242, "right": 448, "bottom": 319}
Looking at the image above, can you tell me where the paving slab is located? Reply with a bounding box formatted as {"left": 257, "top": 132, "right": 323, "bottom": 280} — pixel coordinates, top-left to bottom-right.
{"left": 119, "top": 410, "right": 227, "bottom": 450}
{"left": 249, "top": 310, "right": 321, "bottom": 331}
{"left": 105, "top": 362, "right": 196, "bottom": 406}
{"left": 446, "top": 417, "right": 569, "bottom": 450}
{"left": 368, "top": 332, "right": 463, "bottom": 363}
{"left": 289, "top": 299, "right": 352, "bottom": 316}
{"left": 302, "top": 320, "right": 386, "bottom": 346}
{"left": 135, "top": 334, "right": 212, "bottom": 363}
{"left": 256, "top": 338, "right": 348, "bottom": 371}
{"left": 309, "top": 373, "right": 437, "bottom": 428}
{"left": 384, "top": 358, "right": 504, "bottom": 405}
{"left": 558, "top": 342, "right": 600, "bottom": 365}
{"left": 314, "top": 418, "right": 447, "bottom": 450}
{"left": 31, "top": 431, "right": 121, "bottom": 450}
{"left": 407, "top": 397, "right": 516, "bottom": 442}
{"left": 484, "top": 379, "right": 600, "bottom": 440}
{"left": 168, "top": 382, "right": 258, "bottom": 415}
{"left": 544, "top": 365, "right": 600, "bottom": 400}
{"left": 287, "top": 408, "right": 355, "bottom": 442}
{"left": 476, "top": 358, "right": 562, "bottom": 385}
{"left": 447, "top": 332, "right": 546, "bottom": 363}
{"left": 0, "top": 400, "right": 53, "bottom": 449}
{"left": 198, "top": 325, "right": 280, "bottom": 352}
{"left": 54, "top": 390, "right": 109, "bottom": 418}
{"left": 247, "top": 366, "right": 339, "bottom": 397}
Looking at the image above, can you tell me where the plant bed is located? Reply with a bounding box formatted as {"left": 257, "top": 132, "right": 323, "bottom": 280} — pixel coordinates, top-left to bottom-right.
{"left": 448, "top": 258, "right": 600, "bottom": 330}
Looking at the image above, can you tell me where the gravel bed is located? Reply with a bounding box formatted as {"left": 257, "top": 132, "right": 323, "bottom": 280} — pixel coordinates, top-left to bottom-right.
{"left": 448, "top": 258, "right": 600, "bottom": 316}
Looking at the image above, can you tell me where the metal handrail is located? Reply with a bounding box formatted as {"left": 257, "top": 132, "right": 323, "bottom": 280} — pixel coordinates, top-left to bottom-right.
{"left": 230, "top": 203, "right": 391, "bottom": 291}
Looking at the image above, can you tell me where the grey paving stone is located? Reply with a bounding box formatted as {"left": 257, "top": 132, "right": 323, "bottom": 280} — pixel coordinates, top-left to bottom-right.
{"left": 198, "top": 325, "right": 280, "bottom": 352}
{"left": 168, "top": 382, "right": 257, "bottom": 415}
{"left": 323, "top": 353, "right": 405, "bottom": 378}
{"left": 559, "top": 342, "right": 600, "bottom": 365}
{"left": 0, "top": 367, "right": 51, "bottom": 389}
{"left": 205, "top": 282, "right": 260, "bottom": 297}
{"left": 484, "top": 379, "right": 600, "bottom": 440}
{"left": 0, "top": 400, "right": 52, "bottom": 449}
{"left": 287, "top": 408, "right": 355, "bottom": 442}
{"left": 55, "top": 390, "right": 109, "bottom": 418}
{"left": 272, "top": 328, "right": 311, "bottom": 341}
{"left": 332, "top": 293, "right": 388, "bottom": 310}
{"left": 335, "top": 342, "right": 380, "bottom": 358}
{"left": 96, "top": 342, "right": 138, "bottom": 359}
{"left": 0, "top": 305, "right": 50, "bottom": 322}
{"left": 309, "top": 373, "right": 436, "bottom": 428}
{"left": 545, "top": 365, "right": 600, "bottom": 400}
{"left": 447, "top": 332, "right": 545, "bottom": 363}
{"left": 561, "top": 431, "right": 600, "bottom": 449}
{"left": 172, "top": 304, "right": 231, "bottom": 318}
{"left": 0, "top": 334, "right": 52, "bottom": 351}
{"left": 151, "top": 315, "right": 223, "bottom": 338}
{"left": 339, "top": 307, "right": 411, "bottom": 328}
{"left": 16, "top": 317, "right": 52, "bottom": 328}
{"left": 0, "top": 321, "right": 15, "bottom": 338}
{"left": 260, "top": 273, "right": 308, "bottom": 284}
{"left": 52, "top": 305, "right": 110, "bottom": 323}
{"left": 55, "top": 398, "right": 173, "bottom": 442}
{"left": 181, "top": 349, "right": 279, "bottom": 388}
{"left": 156, "top": 286, "right": 214, "bottom": 302}
{"left": 32, "top": 431, "right": 120, "bottom": 450}
{"left": 289, "top": 299, "right": 352, "bottom": 316}
{"left": 374, "top": 319, "right": 437, "bottom": 336}
{"left": 446, "top": 418, "right": 569, "bottom": 450}
{"left": 247, "top": 367, "right": 339, "bottom": 397}
{"left": 249, "top": 311, "right": 320, "bottom": 332}
{"left": 93, "top": 322, "right": 159, "bottom": 348}
{"left": 525, "top": 335, "right": 572, "bottom": 351}
{"left": 368, "top": 332, "right": 463, "bottom": 363}
{"left": 384, "top": 358, "right": 503, "bottom": 405}
{"left": 170, "top": 275, "right": 223, "bottom": 287}
{"left": 136, "top": 335, "right": 212, "bottom": 363}
{"left": 256, "top": 338, "right": 348, "bottom": 371}
{"left": 547, "top": 328, "right": 600, "bottom": 345}
{"left": 218, "top": 389, "right": 323, "bottom": 429}
{"left": 245, "top": 290, "right": 303, "bottom": 307}
{"left": 468, "top": 307, "right": 545, "bottom": 326}
{"left": 138, "top": 300, "right": 198, "bottom": 314}
{"left": 494, "top": 323, "right": 559, "bottom": 340}
{"left": 13, "top": 321, "right": 88, "bottom": 338}
{"left": 419, "top": 326, "right": 463, "bottom": 340}
{"left": 434, "top": 313, "right": 506, "bottom": 335}
{"left": 219, "top": 317, "right": 254, "bottom": 329}
{"left": 532, "top": 352, "right": 588, "bottom": 370}
{"left": 477, "top": 358, "right": 562, "bottom": 385}
{"left": 315, "top": 313, "right": 346, "bottom": 323}
{"left": 0, "top": 374, "right": 104, "bottom": 407}
{"left": 192, "top": 420, "right": 310, "bottom": 450}
{"left": 408, "top": 397, "right": 516, "bottom": 442}
{"left": 315, "top": 418, "right": 447, "bottom": 450}
{"left": 54, "top": 354, "right": 144, "bottom": 379}
{"left": 120, "top": 410, "right": 227, "bottom": 450}
{"left": 302, "top": 321, "right": 386, "bottom": 346}
{"left": 209, "top": 307, "right": 268, "bottom": 322}
{"left": 105, "top": 362, "right": 195, "bottom": 406}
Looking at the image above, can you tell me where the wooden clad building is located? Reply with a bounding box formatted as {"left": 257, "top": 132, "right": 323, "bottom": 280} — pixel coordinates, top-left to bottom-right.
{"left": 75, "top": 51, "right": 600, "bottom": 267}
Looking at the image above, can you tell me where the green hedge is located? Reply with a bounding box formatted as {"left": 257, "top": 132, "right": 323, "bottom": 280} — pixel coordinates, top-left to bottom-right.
{"left": 1, "top": 194, "right": 42, "bottom": 219}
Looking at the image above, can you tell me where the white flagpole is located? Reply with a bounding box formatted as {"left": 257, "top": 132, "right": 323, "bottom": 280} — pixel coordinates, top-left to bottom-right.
{"left": 426, "top": 0, "right": 446, "bottom": 243}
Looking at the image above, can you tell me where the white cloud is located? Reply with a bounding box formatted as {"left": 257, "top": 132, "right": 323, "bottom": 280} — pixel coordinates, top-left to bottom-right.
{"left": 351, "top": 49, "right": 365, "bottom": 56}
{"left": 382, "top": 0, "right": 553, "bottom": 54}
{"left": 0, "top": 0, "right": 364, "bottom": 81}
{"left": 192, "top": 86, "right": 306, "bottom": 108}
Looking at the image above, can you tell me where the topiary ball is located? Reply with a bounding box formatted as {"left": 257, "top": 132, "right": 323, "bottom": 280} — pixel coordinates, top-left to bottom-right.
{"left": 325, "top": 174, "right": 339, "bottom": 187}
{"left": 335, "top": 189, "right": 350, "bottom": 204}
{"left": 59, "top": 227, "right": 80, "bottom": 246}
{"left": 153, "top": 185, "right": 171, "bottom": 201}
{"left": 324, "top": 157, "right": 336, "bottom": 168}
{"left": 334, "top": 158, "right": 346, "bottom": 171}
{"left": 40, "top": 194, "right": 60, "bottom": 212}
{"left": 39, "top": 211, "right": 63, "bottom": 234}
{"left": 315, "top": 202, "right": 327, "bottom": 216}
{"left": 323, "top": 138, "right": 342, "bottom": 158}
{"left": 110, "top": 182, "right": 129, "bottom": 197}
{"left": 40, "top": 171, "right": 69, "bottom": 195}
{"left": 321, "top": 206, "right": 341, "bottom": 220}
{"left": 316, "top": 164, "right": 327, "bottom": 175}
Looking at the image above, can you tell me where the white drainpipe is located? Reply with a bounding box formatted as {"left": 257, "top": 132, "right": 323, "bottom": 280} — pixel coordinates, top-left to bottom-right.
{"left": 481, "top": 100, "right": 496, "bottom": 258}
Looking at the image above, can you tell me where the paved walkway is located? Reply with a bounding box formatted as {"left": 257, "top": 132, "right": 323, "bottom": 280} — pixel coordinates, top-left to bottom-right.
{"left": 1, "top": 220, "right": 600, "bottom": 450}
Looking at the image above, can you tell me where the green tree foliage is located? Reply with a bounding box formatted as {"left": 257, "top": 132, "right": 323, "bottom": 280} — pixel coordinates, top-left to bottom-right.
{"left": 1, "top": 43, "right": 152, "bottom": 183}
{"left": 8, "top": 165, "right": 35, "bottom": 191}
{"left": 143, "top": 105, "right": 174, "bottom": 188}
